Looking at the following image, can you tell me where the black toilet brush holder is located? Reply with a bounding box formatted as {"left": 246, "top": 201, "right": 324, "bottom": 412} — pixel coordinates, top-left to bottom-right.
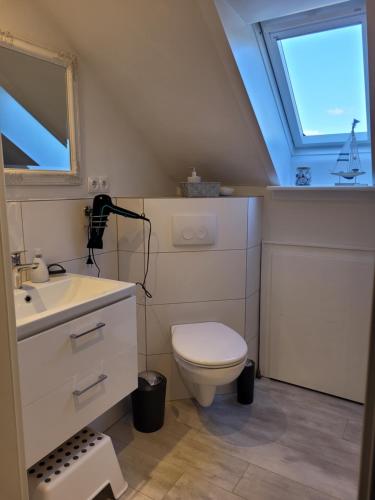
{"left": 237, "top": 359, "right": 255, "bottom": 405}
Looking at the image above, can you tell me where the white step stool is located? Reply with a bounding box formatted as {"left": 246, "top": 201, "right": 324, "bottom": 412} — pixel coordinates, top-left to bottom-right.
{"left": 28, "top": 428, "right": 127, "bottom": 500}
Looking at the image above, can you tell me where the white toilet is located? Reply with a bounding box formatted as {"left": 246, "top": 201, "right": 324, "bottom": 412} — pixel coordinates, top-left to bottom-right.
{"left": 171, "top": 322, "right": 248, "bottom": 407}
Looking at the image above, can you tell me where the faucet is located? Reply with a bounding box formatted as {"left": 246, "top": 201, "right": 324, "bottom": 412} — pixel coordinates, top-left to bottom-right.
{"left": 11, "top": 252, "right": 39, "bottom": 289}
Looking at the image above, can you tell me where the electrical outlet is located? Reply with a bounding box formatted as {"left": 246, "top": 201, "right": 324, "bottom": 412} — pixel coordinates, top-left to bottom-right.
{"left": 98, "top": 176, "right": 110, "bottom": 193}
{"left": 87, "top": 176, "right": 100, "bottom": 194}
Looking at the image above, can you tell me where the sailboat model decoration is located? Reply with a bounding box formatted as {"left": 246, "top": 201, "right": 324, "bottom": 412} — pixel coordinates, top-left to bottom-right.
{"left": 330, "top": 119, "right": 366, "bottom": 185}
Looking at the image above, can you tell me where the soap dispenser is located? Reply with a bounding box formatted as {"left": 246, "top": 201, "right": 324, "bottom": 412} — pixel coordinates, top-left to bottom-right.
{"left": 30, "top": 248, "right": 49, "bottom": 283}
{"left": 188, "top": 168, "right": 201, "bottom": 183}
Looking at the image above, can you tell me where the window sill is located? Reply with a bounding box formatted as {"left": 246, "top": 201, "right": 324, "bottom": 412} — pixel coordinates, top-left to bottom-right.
{"left": 267, "top": 185, "right": 375, "bottom": 192}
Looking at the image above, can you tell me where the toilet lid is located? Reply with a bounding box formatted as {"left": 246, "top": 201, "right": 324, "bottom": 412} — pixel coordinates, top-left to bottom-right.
{"left": 171, "top": 322, "right": 248, "bottom": 367}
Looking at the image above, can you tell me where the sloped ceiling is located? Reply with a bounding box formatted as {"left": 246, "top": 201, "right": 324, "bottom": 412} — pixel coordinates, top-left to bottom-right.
{"left": 226, "top": 0, "right": 351, "bottom": 23}
{"left": 34, "top": 0, "right": 278, "bottom": 186}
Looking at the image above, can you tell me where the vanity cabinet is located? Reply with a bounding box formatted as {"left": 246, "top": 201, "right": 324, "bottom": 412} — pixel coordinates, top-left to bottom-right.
{"left": 18, "top": 297, "right": 137, "bottom": 468}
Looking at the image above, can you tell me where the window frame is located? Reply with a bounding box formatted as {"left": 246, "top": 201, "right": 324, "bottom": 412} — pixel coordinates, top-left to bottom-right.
{"left": 261, "top": 7, "right": 370, "bottom": 150}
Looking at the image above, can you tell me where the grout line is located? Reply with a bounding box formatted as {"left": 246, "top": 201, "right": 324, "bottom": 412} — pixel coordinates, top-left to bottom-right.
{"left": 241, "top": 461, "right": 342, "bottom": 500}
{"left": 19, "top": 201, "right": 27, "bottom": 259}
{"left": 231, "top": 473, "right": 244, "bottom": 494}
{"left": 244, "top": 206, "right": 249, "bottom": 342}
{"left": 142, "top": 198, "right": 149, "bottom": 369}
{"left": 58, "top": 250, "right": 117, "bottom": 265}
{"left": 147, "top": 297, "right": 249, "bottom": 306}
{"left": 115, "top": 209, "right": 120, "bottom": 282}
{"left": 118, "top": 247, "right": 250, "bottom": 254}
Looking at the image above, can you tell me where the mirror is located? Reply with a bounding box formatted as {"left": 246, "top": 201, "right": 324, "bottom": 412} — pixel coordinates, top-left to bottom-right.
{"left": 1, "top": 33, "right": 80, "bottom": 185}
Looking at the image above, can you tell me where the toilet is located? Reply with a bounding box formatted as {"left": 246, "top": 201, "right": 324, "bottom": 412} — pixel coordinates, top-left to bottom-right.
{"left": 171, "top": 322, "right": 248, "bottom": 407}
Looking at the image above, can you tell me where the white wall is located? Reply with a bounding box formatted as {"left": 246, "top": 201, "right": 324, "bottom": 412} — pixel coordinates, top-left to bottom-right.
{"left": 214, "top": 0, "right": 291, "bottom": 185}
{"left": 33, "top": 0, "right": 276, "bottom": 187}
{"left": 2, "top": 0, "right": 175, "bottom": 201}
{"left": 260, "top": 190, "right": 375, "bottom": 402}
{"left": 117, "top": 197, "right": 263, "bottom": 401}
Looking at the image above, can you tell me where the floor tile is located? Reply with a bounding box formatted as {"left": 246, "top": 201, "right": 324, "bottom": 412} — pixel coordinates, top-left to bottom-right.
{"left": 164, "top": 472, "right": 243, "bottom": 499}
{"left": 187, "top": 428, "right": 358, "bottom": 500}
{"left": 105, "top": 378, "right": 362, "bottom": 500}
{"left": 343, "top": 419, "right": 363, "bottom": 444}
{"left": 234, "top": 463, "right": 339, "bottom": 500}
{"left": 116, "top": 444, "right": 184, "bottom": 500}
{"left": 162, "top": 431, "right": 248, "bottom": 491}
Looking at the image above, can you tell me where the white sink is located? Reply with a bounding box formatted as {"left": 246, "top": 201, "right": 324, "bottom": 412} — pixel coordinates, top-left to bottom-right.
{"left": 15, "top": 274, "right": 136, "bottom": 340}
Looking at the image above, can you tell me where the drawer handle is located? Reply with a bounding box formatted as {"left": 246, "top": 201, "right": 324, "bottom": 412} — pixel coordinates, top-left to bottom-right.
{"left": 73, "top": 374, "right": 108, "bottom": 397}
{"left": 70, "top": 322, "right": 106, "bottom": 340}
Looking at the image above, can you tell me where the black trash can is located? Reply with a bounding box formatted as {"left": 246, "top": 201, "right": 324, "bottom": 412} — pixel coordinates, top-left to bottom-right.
{"left": 131, "top": 371, "right": 167, "bottom": 433}
{"left": 237, "top": 359, "right": 255, "bottom": 405}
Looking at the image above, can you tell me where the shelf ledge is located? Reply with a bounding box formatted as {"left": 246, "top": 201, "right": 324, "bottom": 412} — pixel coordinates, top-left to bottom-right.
{"left": 267, "top": 185, "right": 375, "bottom": 192}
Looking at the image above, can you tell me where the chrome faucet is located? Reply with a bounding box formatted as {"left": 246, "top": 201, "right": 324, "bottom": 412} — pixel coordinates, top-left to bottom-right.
{"left": 11, "top": 252, "right": 39, "bottom": 289}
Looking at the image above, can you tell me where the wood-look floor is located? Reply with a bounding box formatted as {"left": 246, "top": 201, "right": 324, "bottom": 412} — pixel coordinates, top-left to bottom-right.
{"left": 94, "top": 378, "right": 363, "bottom": 500}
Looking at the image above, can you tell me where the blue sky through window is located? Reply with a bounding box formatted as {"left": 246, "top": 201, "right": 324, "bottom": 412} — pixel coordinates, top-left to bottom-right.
{"left": 279, "top": 24, "right": 367, "bottom": 137}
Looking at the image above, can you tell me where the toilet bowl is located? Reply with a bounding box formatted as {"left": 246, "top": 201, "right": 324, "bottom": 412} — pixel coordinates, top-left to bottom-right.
{"left": 171, "top": 322, "right": 248, "bottom": 407}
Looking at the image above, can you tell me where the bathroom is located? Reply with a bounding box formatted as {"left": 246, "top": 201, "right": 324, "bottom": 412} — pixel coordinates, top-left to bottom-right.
{"left": 0, "top": 0, "right": 374, "bottom": 499}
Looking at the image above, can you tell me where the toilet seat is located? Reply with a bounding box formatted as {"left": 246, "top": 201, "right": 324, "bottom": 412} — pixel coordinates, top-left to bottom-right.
{"left": 171, "top": 322, "right": 247, "bottom": 368}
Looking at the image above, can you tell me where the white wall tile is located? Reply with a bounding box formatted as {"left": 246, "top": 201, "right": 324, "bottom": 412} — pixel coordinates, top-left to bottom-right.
{"left": 247, "top": 197, "right": 263, "bottom": 248}
{"left": 138, "top": 354, "right": 146, "bottom": 373}
{"left": 246, "top": 245, "right": 261, "bottom": 298}
{"left": 6, "top": 202, "right": 24, "bottom": 253}
{"left": 146, "top": 299, "right": 245, "bottom": 355}
{"left": 61, "top": 251, "right": 118, "bottom": 280}
{"left": 21, "top": 199, "right": 117, "bottom": 264}
{"left": 118, "top": 250, "right": 145, "bottom": 304}
{"left": 117, "top": 198, "right": 145, "bottom": 252}
{"left": 245, "top": 292, "right": 259, "bottom": 368}
{"left": 245, "top": 291, "right": 259, "bottom": 342}
{"left": 147, "top": 353, "right": 191, "bottom": 401}
{"left": 147, "top": 250, "right": 246, "bottom": 305}
{"left": 246, "top": 335, "right": 259, "bottom": 367}
{"left": 137, "top": 304, "right": 146, "bottom": 355}
{"left": 144, "top": 198, "right": 248, "bottom": 253}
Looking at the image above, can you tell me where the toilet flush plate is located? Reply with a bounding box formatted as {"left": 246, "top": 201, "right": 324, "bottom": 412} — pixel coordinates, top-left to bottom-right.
{"left": 172, "top": 214, "right": 217, "bottom": 246}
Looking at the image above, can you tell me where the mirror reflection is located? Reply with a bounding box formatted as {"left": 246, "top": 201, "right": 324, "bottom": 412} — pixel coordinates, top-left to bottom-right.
{"left": 0, "top": 45, "right": 70, "bottom": 172}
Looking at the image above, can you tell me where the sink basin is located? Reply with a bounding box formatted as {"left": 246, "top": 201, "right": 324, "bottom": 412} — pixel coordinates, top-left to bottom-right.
{"left": 15, "top": 274, "right": 136, "bottom": 340}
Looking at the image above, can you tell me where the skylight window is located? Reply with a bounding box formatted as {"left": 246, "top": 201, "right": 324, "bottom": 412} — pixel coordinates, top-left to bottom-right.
{"left": 261, "top": 9, "right": 369, "bottom": 149}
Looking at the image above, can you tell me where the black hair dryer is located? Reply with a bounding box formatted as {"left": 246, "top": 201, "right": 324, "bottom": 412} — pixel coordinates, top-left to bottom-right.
{"left": 87, "top": 194, "right": 149, "bottom": 250}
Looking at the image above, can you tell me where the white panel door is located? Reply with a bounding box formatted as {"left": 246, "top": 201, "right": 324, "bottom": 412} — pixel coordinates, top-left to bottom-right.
{"left": 261, "top": 244, "right": 374, "bottom": 402}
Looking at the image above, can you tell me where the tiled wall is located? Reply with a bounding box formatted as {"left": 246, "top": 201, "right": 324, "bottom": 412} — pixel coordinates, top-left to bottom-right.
{"left": 6, "top": 196, "right": 263, "bottom": 403}
{"left": 118, "top": 197, "right": 263, "bottom": 401}
{"left": 6, "top": 198, "right": 118, "bottom": 279}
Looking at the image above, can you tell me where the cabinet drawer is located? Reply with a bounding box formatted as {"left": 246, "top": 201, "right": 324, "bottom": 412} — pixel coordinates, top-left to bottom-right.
{"left": 22, "top": 350, "right": 138, "bottom": 468}
{"left": 18, "top": 297, "right": 136, "bottom": 406}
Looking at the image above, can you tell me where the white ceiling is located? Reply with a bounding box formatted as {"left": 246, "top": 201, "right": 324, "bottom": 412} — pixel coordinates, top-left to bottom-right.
{"left": 34, "top": 0, "right": 277, "bottom": 186}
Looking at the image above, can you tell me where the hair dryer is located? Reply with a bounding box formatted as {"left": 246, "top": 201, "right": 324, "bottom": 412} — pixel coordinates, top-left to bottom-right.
{"left": 87, "top": 194, "right": 149, "bottom": 250}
